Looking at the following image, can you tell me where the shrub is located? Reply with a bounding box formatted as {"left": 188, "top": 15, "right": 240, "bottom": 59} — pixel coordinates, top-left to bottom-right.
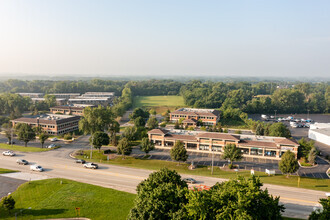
{"left": 64, "top": 133, "right": 73, "bottom": 140}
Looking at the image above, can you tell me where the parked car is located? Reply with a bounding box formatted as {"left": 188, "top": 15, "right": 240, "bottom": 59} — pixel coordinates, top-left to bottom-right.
{"left": 47, "top": 144, "right": 57, "bottom": 148}
{"left": 183, "top": 178, "right": 197, "bottom": 184}
{"left": 6, "top": 141, "right": 15, "bottom": 145}
{"left": 2, "top": 150, "right": 15, "bottom": 156}
{"left": 50, "top": 138, "right": 58, "bottom": 142}
{"left": 30, "top": 164, "right": 44, "bottom": 172}
{"left": 75, "top": 159, "right": 86, "bottom": 164}
{"left": 16, "top": 159, "right": 28, "bottom": 165}
{"left": 83, "top": 162, "right": 98, "bottom": 169}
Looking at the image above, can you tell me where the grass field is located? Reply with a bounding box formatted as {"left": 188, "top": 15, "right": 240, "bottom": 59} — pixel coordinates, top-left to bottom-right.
{"left": 133, "top": 95, "right": 185, "bottom": 114}
{"left": 0, "top": 168, "right": 17, "bottom": 174}
{"left": 77, "top": 150, "right": 330, "bottom": 192}
{"left": 0, "top": 178, "right": 135, "bottom": 220}
{"left": 0, "top": 143, "right": 53, "bottom": 152}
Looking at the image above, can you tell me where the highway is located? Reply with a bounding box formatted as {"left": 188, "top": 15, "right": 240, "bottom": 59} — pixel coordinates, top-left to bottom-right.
{"left": 0, "top": 137, "right": 328, "bottom": 219}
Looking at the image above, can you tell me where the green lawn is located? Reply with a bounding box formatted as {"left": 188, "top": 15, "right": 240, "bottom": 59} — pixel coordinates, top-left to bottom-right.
{"left": 77, "top": 150, "right": 330, "bottom": 192}
{"left": 133, "top": 96, "right": 185, "bottom": 113}
{"left": 0, "top": 178, "right": 135, "bottom": 220}
{"left": 0, "top": 168, "right": 17, "bottom": 174}
{"left": 0, "top": 143, "right": 53, "bottom": 152}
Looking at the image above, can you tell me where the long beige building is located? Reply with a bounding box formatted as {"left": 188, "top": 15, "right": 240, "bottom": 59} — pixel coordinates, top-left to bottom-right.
{"left": 148, "top": 129, "right": 299, "bottom": 160}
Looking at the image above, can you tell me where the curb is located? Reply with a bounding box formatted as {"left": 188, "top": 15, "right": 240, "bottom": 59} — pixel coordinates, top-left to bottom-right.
{"left": 297, "top": 160, "right": 318, "bottom": 168}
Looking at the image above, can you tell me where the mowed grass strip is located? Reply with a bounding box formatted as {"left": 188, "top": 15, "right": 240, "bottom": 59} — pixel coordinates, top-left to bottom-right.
{"left": 0, "top": 143, "right": 51, "bottom": 152}
{"left": 0, "top": 178, "right": 135, "bottom": 220}
{"left": 133, "top": 95, "right": 185, "bottom": 108}
{"left": 77, "top": 150, "right": 330, "bottom": 192}
{"left": 0, "top": 168, "right": 17, "bottom": 174}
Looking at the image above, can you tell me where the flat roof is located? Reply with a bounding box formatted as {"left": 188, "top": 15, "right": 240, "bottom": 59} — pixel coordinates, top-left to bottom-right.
{"left": 12, "top": 114, "right": 80, "bottom": 125}
{"left": 310, "top": 128, "right": 330, "bottom": 136}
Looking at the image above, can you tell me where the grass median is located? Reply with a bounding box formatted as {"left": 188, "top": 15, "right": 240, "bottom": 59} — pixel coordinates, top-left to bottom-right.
{"left": 0, "top": 168, "right": 17, "bottom": 174}
{"left": 0, "top": 143, "right": 55, "bottom": 152}
{"left": 76, "top": 150, "right": 330, "bottom": 192}
{"left": 0, "top": 178, "right": 135, "bottom": 220}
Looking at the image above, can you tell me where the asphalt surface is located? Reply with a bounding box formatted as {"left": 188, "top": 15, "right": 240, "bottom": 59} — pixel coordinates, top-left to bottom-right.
{"left": 0, "top": 138, "right": 329, "bottom": 219}
{"left": 0, "top": 176, "right": 26, "bottom": 198}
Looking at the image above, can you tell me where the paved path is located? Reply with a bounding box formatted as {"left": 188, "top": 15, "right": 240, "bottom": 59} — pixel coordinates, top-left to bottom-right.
{"left": 0, "top": 176, "right": 26, "bottom": 198}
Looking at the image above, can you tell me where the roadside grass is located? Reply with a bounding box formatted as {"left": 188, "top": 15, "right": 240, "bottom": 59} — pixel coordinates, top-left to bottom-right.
{"left": 0, "top": 143, "right": 53, "bottom": 152}
{"left": 77, "top": 150, "right": 330, "bottom": 192}
{"left": 133, "top": 96, "right": 185, "bottom": 114}
{"left": 0, "top": 178, "right": 135, "bottom": 220}
{"left": 0, "top": 168, "right": 17, "bottom": 174}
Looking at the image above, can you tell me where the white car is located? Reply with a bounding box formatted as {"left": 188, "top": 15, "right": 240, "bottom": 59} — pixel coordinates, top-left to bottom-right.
{"left": 50, "top": 138, "right": 58, "bottom": 142}
{"left": 83, "top": 163, "right": 98, "bottom": 169}
{"left": 47, "top": 144, "right": 57, "bottom": 148}
{"left": 30, "top": 164, "right": 44, "bottom": 172}
{"left": 2, "top": 150, "right": 15, "bottom": 156}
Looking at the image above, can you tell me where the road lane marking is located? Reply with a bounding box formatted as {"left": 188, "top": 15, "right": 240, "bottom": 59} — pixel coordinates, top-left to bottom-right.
{"left": 280, "top": 197, "right": 319, "bottom": 205}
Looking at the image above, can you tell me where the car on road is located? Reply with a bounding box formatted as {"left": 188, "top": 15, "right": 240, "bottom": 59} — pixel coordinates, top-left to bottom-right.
{"left": 50, "top": 138, "right": 58, "bottom": 142}
{"left": 6, "top": 141, "right": 15, "bottom": 145}
{"left": 16, "top": 159, "right": 29, "bottom": 165}
{"left": 183, "top": 178, "right": 197, "bottom": 184}
{"left": 83, "top": 162, "right": 98, "bottom": 169}
{"left": 47, "top": 144, "right": 57, "bottom": 148}
{"left": 2, "top": 150, "right": 15, "bottom": 156}
{"left": 75, "top": 159, "right": 86, "bottom": 164}
{"left": 30, "top": 164, "right": 44, "bottom": 172}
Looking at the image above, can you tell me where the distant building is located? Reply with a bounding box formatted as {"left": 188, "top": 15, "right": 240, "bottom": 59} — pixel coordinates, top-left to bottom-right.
{"left": 148, "top": 129, "right": 299, "bottom": 160}
{"left": 12, "top": 114, "right": 81, "bottom": 135}
{"left": 68, "top": 92, "right": 115, "bottom": 106}
{"left": 31, "top": 98, "right": 66, "bottom": 105}
{"left": 49, "top": 93, "right": 80, "bottom": 99}
{"left": 17, "top": 93, "right": 44, "bottom": 98}
{"left": 50, "top": 104, "right": 96, "bottom": 116}
{"left": 81, "top": 92, "right": 115, "bottom": 98}
{"left": 308, "top": 123, "right": 330, "bottom": 146}
{"left": 170, "top": 108, "right": 220, "bottom": 126}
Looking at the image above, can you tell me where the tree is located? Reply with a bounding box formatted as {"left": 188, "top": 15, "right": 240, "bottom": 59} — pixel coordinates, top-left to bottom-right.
{"left": 150, "top": 109, "right": 156, "bottom": 116}
{"left": 146, "top": 116, "right": 158, "bottom": 129}
{"left": 129, "top": 108, "right": 149, "bottom": 120}
{"left": 2, "top": 123, "right": 13, "bottom": 144}
{"left": 222, "top": 143, "right": 243, "bottom": 168}
{"left": 33, "top": 125, "right": 43, "bottom": 135}
{"left": 122, "top": 126, "right": 137, "bottom": 141}
{"left": 79, "top": 106, "right": 113, "bottom": 135}
{"left": 268, "top": 123, "right": 291, "bottom": 138}
{"left": 255, "top": 123, "right": 265, "bottom": 135}
{"left": 308, "top": 147, "right": 317, "bottom": 165}
{"left": 108, "top": 119, "right": 120, "bottom": 146}
{"left": 309, "top": 197, "right": 330, "bottom": 220}
{"left": 134, "top": 116, "right": 145, "bottom": 127}
{"left": 117, "top": 137, "right": 132, "bottom": 157}
{"left": 1, "top": 195, "right": 15, "bottom": 213}
{"left": 44, "top": 94, "right": 57, "bottom": 108}
{"left": 39, "top": 132, "right": 49, "bottom": 148}
{"left": 278, "top": 150, "right": 299, "bottom": 177}
{"left": 298, "top": 138, "right": 314, "bottom": 159}
{"left": 91, "top": 132, "right": 110, "bottom": 152}
{"left": 140, "top": 137, "right": 155, "bottom": 155}
{"left": 174, "top": 120, "right": 180, "bottom": 129}
{"left": 128, "top": 168, "right": 188, "bottom": 220}
{"left": 15, "top": 123, "right": 36, "bottom": 147}
{"left": 170, "top": 141, "right": 188, "bottom": 164}
{"left": 184, "top": 176, "right": 284, "bottom": 220}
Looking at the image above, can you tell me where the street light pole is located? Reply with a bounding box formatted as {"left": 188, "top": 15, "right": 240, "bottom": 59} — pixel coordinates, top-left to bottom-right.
{"left": 90, "top": 134, "right": 93, "bottom": 159}
{"left": 274, "top": 110, "right": 277, "bottom": 121}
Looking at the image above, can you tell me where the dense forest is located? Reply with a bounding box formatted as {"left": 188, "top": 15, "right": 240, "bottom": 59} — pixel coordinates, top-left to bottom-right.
{"left": 0, "top": 79, "right": 329, "bottom": 117}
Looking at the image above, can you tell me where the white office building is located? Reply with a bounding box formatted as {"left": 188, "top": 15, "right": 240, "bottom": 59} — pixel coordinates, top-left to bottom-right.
{"left": 308, "top": 123, "right": 330, "bottom": 146}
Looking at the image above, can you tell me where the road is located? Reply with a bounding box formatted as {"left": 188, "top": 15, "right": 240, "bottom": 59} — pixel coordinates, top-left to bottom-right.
{"left": 0, "top": 138, "right": 329, "bottom": 219}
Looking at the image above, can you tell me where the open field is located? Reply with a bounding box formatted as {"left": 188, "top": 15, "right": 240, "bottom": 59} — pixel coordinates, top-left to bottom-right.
{"left": 0, "top": 143, "right": 53, "bottom": 152}
{"left": 0, "top": 178, "right": 135, "bottom": 220}
{"left": 133, "top": 96, "right": 185, "bottom": 113}
{"left": 0, "top": 168, "right": 17, "bottom": 174}
{"left": 77, "top": 150, "right": 330, "bottom": 192}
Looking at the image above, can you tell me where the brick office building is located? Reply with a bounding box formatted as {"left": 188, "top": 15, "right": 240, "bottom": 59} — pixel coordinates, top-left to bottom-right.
{"left": 148, "top": 129, "right": 299, "bottom": 160}
{"left": 50, "top": 104, "right": 96, "bottom": 116}
{"left": 170, "top": 108, "right": 220, "bottom": 126}
{"left": 12, "top": 114, "right": 80, "bottom": 135}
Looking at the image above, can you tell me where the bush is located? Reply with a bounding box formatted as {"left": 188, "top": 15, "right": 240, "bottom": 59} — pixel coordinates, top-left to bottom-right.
{"left": 104, "top": 149, "right": 112, "bottom": 154}
{"left": 64, "top": 133, "right": 73, "bottom": 140}
{"left": 235, "top": 130, "right": 242, "bottom": 134}
{"left": 228, "top": 164, "right": 234, "bottom": 169}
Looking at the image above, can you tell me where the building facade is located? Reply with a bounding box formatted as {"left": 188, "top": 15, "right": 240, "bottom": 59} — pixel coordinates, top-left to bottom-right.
{"left": 170, "top": 108, "right": 220, "bottom": 126}
{"left": 148, "top": 129, "right": 299, "bottom": 160}
{"left": 308, "top": 123, "right": 330, "bottom": 146}
{"left": 49, "top": 105, "right": 96, "bottom": 116}
{"left": 12, "top": 114, "right": 80, "bottom": 135}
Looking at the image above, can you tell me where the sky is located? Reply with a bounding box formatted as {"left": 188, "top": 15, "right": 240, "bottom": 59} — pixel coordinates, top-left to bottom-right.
{"left": 0, "top": 0, "right": 329, "bottom": 78}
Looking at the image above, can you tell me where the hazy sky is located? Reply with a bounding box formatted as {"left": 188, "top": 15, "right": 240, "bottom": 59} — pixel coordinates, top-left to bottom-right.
{"left": 0, "top": 0, "right": 330, "bottom": 78}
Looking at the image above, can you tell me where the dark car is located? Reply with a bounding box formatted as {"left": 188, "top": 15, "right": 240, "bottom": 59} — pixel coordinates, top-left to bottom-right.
{"left": 75, "top": 159, "right": 86, "bottom": 164}
{"left": 16, "top": 159, "right": 28, "bottom": 165}
{"left": 6, "top": 141, "right": 15, "bottom": 145}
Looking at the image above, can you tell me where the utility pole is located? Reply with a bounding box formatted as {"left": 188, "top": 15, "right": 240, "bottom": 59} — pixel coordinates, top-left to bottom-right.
{"left": 11, "top": 128, "right": 14, "bottom": 146}
{"left": 307, "top": 109, "right": 310, "bottom": 119}
{"left": 274, "top": 110, "right": 277, "bottom": 121}
{"left": 90, "top": 134, "right": 93, "bottom": 159}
